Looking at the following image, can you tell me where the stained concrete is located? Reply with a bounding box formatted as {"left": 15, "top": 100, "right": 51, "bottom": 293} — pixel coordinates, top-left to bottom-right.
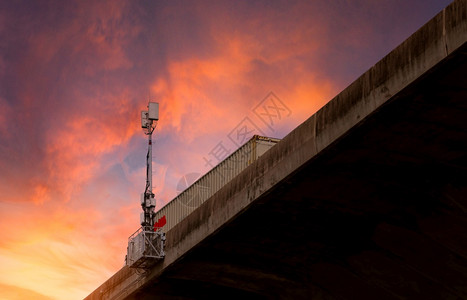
{"left": 85, "top": 0, "right": 467, "bottom": 299}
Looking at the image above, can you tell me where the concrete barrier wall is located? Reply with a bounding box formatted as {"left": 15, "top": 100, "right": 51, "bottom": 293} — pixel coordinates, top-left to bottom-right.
{"left": 152, "top": 136, "right": 280, "bottom": 233}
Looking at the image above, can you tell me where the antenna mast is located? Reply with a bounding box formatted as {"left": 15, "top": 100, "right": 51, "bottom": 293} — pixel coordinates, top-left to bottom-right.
{"left": 141, "top": 102, "right": 159, "bottom": 229}
{"left": 126, "top": 101, "right": 165, "bottom": 269}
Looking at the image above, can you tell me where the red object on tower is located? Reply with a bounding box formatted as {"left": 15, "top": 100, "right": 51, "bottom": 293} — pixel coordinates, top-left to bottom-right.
{"left": 154, "top": 215, "right": 166, "bottom": 230}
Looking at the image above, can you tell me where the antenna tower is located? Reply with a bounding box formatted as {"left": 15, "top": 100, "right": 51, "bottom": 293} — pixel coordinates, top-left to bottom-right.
{"left": 126, "top": 101, "right": 165, "bottom": 269}
{"left": 140, "top": 102, "right": 159, "bottom": 228}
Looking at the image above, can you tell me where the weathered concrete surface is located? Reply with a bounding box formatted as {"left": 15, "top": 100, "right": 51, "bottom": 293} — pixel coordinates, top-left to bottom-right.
{"left": 85, "top": 0, "right": 467, "bottom": 299}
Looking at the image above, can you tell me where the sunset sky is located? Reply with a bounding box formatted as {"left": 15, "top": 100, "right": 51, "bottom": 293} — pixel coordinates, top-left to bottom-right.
{"left": 0, "top": 1, "right": 452, "bottom": 299}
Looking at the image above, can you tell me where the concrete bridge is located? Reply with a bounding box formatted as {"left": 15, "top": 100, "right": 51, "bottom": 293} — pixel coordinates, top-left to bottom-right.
{"left": 86, "top": 0, "right": 467, "bottom": 298}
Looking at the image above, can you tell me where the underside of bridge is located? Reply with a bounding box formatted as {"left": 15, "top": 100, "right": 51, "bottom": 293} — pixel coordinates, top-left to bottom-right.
{"left": 127, "top": 42, "right": 467, "bottom": 299}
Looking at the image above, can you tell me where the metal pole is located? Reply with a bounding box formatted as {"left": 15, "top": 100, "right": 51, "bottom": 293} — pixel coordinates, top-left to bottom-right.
{"left": 145, "top": 121, "right": 155, "bottom": 228}
{"left": 148, "top": 130, "right": 152, "bottom": 195}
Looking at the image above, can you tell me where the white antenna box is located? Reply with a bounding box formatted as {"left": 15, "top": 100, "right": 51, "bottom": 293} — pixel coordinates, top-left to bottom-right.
{"left": 141, "top": 111, "right": 149, "bottom": 128}
{"left": 148, "top": 102, "right": 159, "bottom": 120}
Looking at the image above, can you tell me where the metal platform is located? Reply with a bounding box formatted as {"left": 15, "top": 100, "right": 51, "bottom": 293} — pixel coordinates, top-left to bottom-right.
{"left": 126, "top": 226, "right": 165, "bottom": 269}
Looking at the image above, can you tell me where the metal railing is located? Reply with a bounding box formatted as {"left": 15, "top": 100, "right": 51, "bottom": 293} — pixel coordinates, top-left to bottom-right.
{"left": 153, "top": 135, "right": 280, "bottom": 233}
{"left": 126, "top": 226, "right": 165, "bottom": 269}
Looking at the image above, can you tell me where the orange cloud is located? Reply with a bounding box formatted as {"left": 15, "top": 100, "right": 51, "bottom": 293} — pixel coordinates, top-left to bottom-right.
{"left": 26, "top": 0, "right": 136, "bottom": 75}
{"left": 151, "top": 42, "right": 254, "bottom": 140}
{"left": 151, "top": 14, "right": 336, "bottom": 144}
{"left": 31, "top": 183, "right": 51, "bottom": 205}
{"left": 0, "top": 283, "right": 53, "bottom": 300}
{"left": 0, "top": 197, "right": 133, "bottom": 299}
{"left": 37, "top": 95, "right": 138, "bottom": 203}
